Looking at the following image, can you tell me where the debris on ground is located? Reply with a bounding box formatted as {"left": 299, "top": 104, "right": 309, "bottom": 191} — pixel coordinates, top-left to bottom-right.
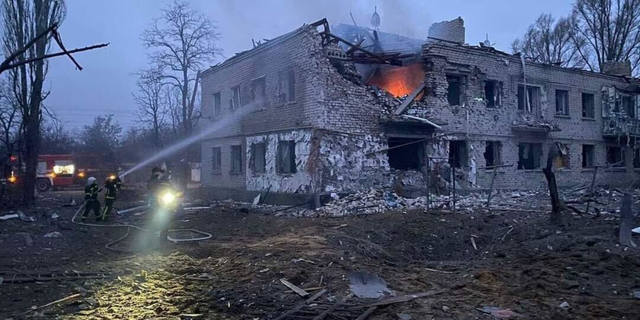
{"left": 478, "top": 306, "right": 522, "bottom": 319}
{"left": 43, "top": 231, "right": 62, "bottom": 238}
{"left": 0, "top": 213, "right": 19, "bottom": 220}
{"left": 347, "top": 271, "right": 394, "bottom": 299}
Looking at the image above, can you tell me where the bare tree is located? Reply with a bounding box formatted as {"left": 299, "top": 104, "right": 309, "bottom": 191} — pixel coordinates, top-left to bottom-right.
{"left": 40, "top": 117, "right": 77, "bottom": 154}
{"left": 2, "top": 0, "right": 66, "bottom": 205}
{"left": 133, "top": 68, "right": 167, "bottom": 148}
{"left": 142, "top": 0, "right": 221, "bottom": 137}
{"left": 570, "top": 0, "right": 640, "bottom": 73}
{"left": 0, "top": 77, "right": 21, "bottom": 161}
{"left": 512, "top": 14, "right": 586, "bottom": 68}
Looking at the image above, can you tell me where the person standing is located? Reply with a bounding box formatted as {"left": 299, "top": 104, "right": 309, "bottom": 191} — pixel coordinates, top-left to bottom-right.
{"left": 99, "top": 175, "right": 122, "bottom": 221}
{"left": 82, "top": 177, "right": 101, "bottom": 221}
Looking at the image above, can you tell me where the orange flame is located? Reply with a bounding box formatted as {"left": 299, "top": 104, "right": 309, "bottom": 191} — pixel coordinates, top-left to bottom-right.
{"left": 368, "top": 64, "right": 425, "bottom": 97}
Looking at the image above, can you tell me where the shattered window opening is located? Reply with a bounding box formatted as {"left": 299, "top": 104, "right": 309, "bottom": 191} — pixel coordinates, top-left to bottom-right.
{"left": 213, "top": 92, "right": 221, "bottom": 117}
{"left": 448, "top": 141, "right": 468, "bottom": 168}
{"left": 484, "top": 141, "right": 502, "bottom": 167}
{"left": 634, "top": 149, "right": 640, "bottom": 168}
{"left": 250, "top": 143, "right": 266, "bottom": 173}
{"left": 484, "top": 80, "right": 501, "bottom": 108}
{"left": 555, "top": 89, "right": 569, "bottom": 116}
{"left": 606, "top": 146, "right": 624, "bottom": 167}
{"left": 211, "top": 147, "right": 221, "bottom": 172}
{"left": 446, "top": 75, "right": 462, "bottom": 106}
{"left": 517, "top": 143, "right": 542, "bottom": 170}
{"left": 581, "top": 93, "right": 595, "bottom": 119}
{"left": 387, "top": 138, "right": 423, "bottom": 170}
{"left": 517, "top": 85, "right": 540, "bottom": 113}
{"left": 582, "top": 145, "right": 594, "bottom": 168}
{"left": 231, "top": 85, "right": 241, "bottom": 111}
{"left": 251, "top": 76, "right": 266, "bottom": 110}
{"left": 278, "top": 69, "right": 295, "bottom": 103}
{"left": 623, "top": 95, "right": 635, "bottom": 118}
{"left": 231, "top": 145, "right": 242, "bottom": 173}
{"left": 554, "top": 142, "right": 570, "bottom": 169}
{"left": 277, "top": 140, "right": 296, "bottom": 174}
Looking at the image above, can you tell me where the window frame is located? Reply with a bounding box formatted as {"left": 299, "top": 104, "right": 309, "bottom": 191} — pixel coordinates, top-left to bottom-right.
{"left": 581, "top": 92, "right": 595, "bottom": 119}
{"left": 213, "top": 92, "right": 222, "bottom": 117}
{"left": 277, "top": 140, "right": 297, "bottom": 174}
{"left": 250, "top": 76, "right": 267, "bottom": 110}
{"left": 231, "top": 85, "right": 241, "bottom": 111}
{"left": 555, "top": 89, "right": 570, "bottom": 117}
{"left": 484, "top": 80, "right": 502, "bottom": 108}
{"left": 517, "top": 84, "right": 541, "bottom": 114}
{"left": 211, "top": 147, "right": 222, "bottom": 173}
{"left": 250, "top": 142, "right": 266, "bottom": 174}
{"left": 446, "top": 74, "right": 463, "bottom": 106}
{"left": 230, "top": 145, "right": 243, "bottom": 174}
{"left": 582, "top": 144, "right": 595, "bottom": 168}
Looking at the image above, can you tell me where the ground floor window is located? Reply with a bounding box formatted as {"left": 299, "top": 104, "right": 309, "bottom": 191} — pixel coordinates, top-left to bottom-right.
{"left": 553, "top": 143, "right": 570, "bottom": 169}
{"left": 211, "top": 147, "right": 221, "bottom": 172}
{"left": 387, "top": 138, "right": 423, "bottom": 170}
{"left": 250, "top": 142, "right": 266, "bottom": 173}
{"left": 231, "top": 145, "right": 242, "bottom": 173}
{"left": 277, "top": 140, "right": 296, "bottom": 173}
{"left": 582, "top": 145, "right": 594, "bottom": 168}
{"left": 606, "top": 146, "right": 624, "bottom": 167}
{"left": 448, "top": 141, "right": 468, "bottom": 168}
{"left": 517, "top": 143, "right": 542, "bottom": 169}
{"left": 484, "top": 141, "right": 502, "bottom": 167}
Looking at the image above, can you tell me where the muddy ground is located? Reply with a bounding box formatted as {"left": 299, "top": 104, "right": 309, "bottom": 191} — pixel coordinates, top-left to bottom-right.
{"left": 0, "top": 190, "right": 639, "bottom": 320}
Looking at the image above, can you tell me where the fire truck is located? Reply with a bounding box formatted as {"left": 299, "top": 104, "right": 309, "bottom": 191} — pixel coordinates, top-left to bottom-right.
{"left": 36, "top": 154, "right": 118, "bottom": 192}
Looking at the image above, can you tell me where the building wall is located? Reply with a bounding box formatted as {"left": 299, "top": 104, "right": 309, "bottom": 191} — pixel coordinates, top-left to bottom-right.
{"left": 201, "top": 136, "right": 246, "bottom": 189}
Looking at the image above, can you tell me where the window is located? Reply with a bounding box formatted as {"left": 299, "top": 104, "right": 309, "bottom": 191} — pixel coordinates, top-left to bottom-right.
{"left": 553, "top": 143, "right": 570, "bottom": 169}
{"left": 388, "top": 138, "right": 423, "bottom": 170}
{"left": 484, "top": 80, "right": 501, "bottom": 108}
{"left": 517, "top": 143, "right": 542, "bottom": 169}
{"left": 211, "top": 147, "right": 221, "bottom": 172}
{"left": 448, "top": 141, "right": 468, "bottom": 168}
{"left": 213, "top": 92, "right": 221, "bottom": 117}
{"left": 231, "top": 145, "right": 242, "bottom": 173}
{"left": 446, "top": 75, "right": 462, "bottom": 106}
{"left": 555, "top": 89, "right": 569, "bottom": 116}
{"left": 278, "top": 69, "right": 295, "bottom": 102}
{"left": 582, "top": 145, "right": 594, "bottom": 168}
{"left": 623, "top": 96, "right": 635, "bottom": 118}
{"left": 250, "top": 143, "right": 266, "bottom": 173}
{"left": 517, "top": 85, "right": 540, "bottom": 113}
{"left": 484, "top": 141, "right": 502, "bottom": 167}
{"left": 231, "top": 85, "right": 241, "bottom": 111}
{"left": 251, "top": 77, "right": 266, "bottom": 109}
{"left": 634, "top": 149, "right": 640, "bottom": 168}
{"left": 277, "top": 141, "right": 296, "bottom": 173}
{"left": 37, "top": 162, "right": 47, "bottom": 174}
{"left": 53, "top": 160, "right": 75, "bottom": 176}
{"left": 606, "top": 146, "right": 624, "bottom": 167}
{"left": 582, "top": 93, "right": 595, "bottom": 119}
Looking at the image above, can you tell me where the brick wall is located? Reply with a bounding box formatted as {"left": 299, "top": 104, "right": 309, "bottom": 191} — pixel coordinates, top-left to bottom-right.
{"left": 428, "top": 17, "right": 465, "bottom": 44}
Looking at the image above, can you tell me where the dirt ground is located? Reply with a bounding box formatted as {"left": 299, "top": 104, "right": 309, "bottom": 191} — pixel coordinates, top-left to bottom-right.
{"left": 0, "top": 190, "right": 639, "bottom": 320}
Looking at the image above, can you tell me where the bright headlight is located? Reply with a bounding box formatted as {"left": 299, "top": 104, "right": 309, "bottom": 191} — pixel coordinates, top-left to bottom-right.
{"left": 160, "top": 192, "right": 176, "bottom": 205}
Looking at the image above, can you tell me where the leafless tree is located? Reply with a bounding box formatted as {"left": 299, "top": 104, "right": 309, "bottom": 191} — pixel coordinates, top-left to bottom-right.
{"left": 133, "top": 68, "right": 167, "bottom": 149}
{"left": 0, "top": 77, "right": 21, "bottom": 161}
{"left": 39, "top": 117, "right": 77, "bottom": 154}
{"left": 512, "top": 14, "right": 586, "bottom": 68}
{"left": 570, "top": 0, "right": 640, "bottom": 74}
{"left": 2, "top": 0, "right": 66, "bottom": 205}
{"left": 142, "top": 0, "right": 221, "bottom": 137}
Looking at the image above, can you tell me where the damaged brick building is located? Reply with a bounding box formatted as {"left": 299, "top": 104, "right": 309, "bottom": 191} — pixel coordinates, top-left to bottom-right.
{"left": 199, "top": 17, "right": 640, "bottom": 198}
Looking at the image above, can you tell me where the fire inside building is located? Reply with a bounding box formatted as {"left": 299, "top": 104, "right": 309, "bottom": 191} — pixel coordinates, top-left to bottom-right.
{"left": 199, "top": 17, "right": 640, "bottom": 200}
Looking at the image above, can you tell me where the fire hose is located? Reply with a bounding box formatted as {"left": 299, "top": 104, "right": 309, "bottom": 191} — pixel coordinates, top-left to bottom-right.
{"left": 71, "top": 199, "right": 212, "bottom": 253}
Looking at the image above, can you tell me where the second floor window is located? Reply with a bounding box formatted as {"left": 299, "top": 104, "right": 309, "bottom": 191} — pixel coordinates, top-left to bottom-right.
{"left": 517, "top": 85, "right": 540, "bottom": 113}
{"left": 446, "top": 75, "right": 462, "bottom": 106}
{"left": 213, "top": 92, "right": 221, "bottom": 117}
{"left": 582, "top": 93, "right": 595, "bottom": 119}
{"left": 231, "top": 85, "right": 241, "bottom": 111}
{"left": 555, "top": 90, "right": 569, "bottom": 116}
{"left": 278, "top": 69, "right": 295, "bottom": 103}
{"left": 251, "top": 77, "right": 266, "bottom": 110}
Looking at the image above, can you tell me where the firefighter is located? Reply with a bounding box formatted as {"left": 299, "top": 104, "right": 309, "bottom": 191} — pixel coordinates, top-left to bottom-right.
{"left": 147, "top": 167, "right": 164, "bottom": 208}
{"left": 99, "top": 175, "right": 122, "bottom": 221}
{"left": 82, "top": 177, "right": 101, "bottom": 221}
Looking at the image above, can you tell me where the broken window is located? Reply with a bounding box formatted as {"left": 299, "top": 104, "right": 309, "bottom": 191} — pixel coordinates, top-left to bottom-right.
{"left": 230, "top": 145, "right": 242, "bottom": 173}
{"left": 277, "top": 141, "right": 296, "bottom": 174}
{"left": 211, "top": 147, "right": 221, "bottom": 172}
{"left": 582, "top": 93, "right": 595, "bottom": 119}
{"left": 517, "top": 143, "right": 542, "bottom": 170}
{"left": 250, "top": 143, "right": 266, "bottom": 173}
{"left": 231, "top": 85, "right": 241, "bottom": 111}
{"left": 448, "top": 141, "right": 468, "bottom": 168}
{"left": 446, "top": 75, "right": 462, "bottom": 106}
{"left": 484, "top": 141, "right": 502, "bottom": 167}
{"left": 555, "top": 89, "right": 569, "bottom": 116}
{"left": 623, "top": 95, "right": 635, "bottom": 118}
{"left": 484, "top": 80, "right": 501, "bottom": 108}
{"left": 634, "top": 149, "right": 640, "bottom": 168}
{"left": 553, "top": 143, "right": 570, "bottom": 169}
{"left": 278, "top": 69, "right": 295, "bottom": 103}
{"left": 251, "top": 76, "right": 266, "bottom": 109}
{"left": 387, "top": 138, "right": 423, "bottom": 170}
{"left": 582, "top": 145, "right": 594, "bottom": 168}
{"left": 517, "top": 85, "right": 540, "bottom": 113}
{"left": 606, "top": 146, "right": 624, "bottom": 167}
{"left": 213, "top": 92, "right": 221, "bottom": 117}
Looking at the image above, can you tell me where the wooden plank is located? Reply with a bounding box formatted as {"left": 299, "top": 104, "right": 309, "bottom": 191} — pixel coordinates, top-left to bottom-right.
{"left": 312, "top": 293, "right": 354, "bottom": 320}
{"left": 20, "top": 293, "right": 81, "bottom": 316}
{"left": 274, "top": 289, "right": 327, "bottom": 320}
{"left": 365, "top": 290, "right": 446, "bottom": 307}
{"left": 281, "top": 278, "right": 310, "bottom": 297}
{"left": 393, "top": 82, "right": 426, "bottom": 115}
{"left": 355, "top": 307, "right": 378, "bottom": 320}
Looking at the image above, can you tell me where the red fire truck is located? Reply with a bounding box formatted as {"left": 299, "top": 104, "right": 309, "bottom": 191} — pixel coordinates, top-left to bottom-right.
{"left": 36, "top": 154, "right": 117, "bottom": 192}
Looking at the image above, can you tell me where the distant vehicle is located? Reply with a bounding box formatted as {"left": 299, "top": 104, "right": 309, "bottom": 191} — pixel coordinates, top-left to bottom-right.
{"left": 37, "top": 154, "right": 118, "bottom": 192}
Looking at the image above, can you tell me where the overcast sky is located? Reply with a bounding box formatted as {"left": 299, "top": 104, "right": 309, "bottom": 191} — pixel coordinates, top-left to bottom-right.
{"left": 45, "top": 0, "right": 574, "bottom": 130}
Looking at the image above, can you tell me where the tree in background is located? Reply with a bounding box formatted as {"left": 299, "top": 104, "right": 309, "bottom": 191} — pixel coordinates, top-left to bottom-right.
{"left": 133, "top": 67, "right": 168, "bottom": 149}
{"left": 570, "top": 0, "right": 640, "bottom": 73}
{"left": 39, "top": 118, "right": 77, "bottom": 154}
{"left": 78, "top": 115, "right": 122, "bottom": 158}
{"left": 512, "top": 14, "right": 586, "bottom": 68}
{"left": 2, "top": 0, "right": 66, "bottom": 205}
{"left": 142, "top": 0, "right": 221, "bottom": 137}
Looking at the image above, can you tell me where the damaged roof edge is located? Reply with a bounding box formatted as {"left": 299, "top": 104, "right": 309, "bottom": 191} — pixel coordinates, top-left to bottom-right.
{"left": 202, "top": 19, "right": 328, "bottom": 77}
{"left": 424, "top": 42, "right": 640, "bottom": 82}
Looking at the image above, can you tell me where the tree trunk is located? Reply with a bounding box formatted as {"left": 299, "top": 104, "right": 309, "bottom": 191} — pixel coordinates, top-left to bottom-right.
{"left": 543, "top": 144, "right": 563, "bottom": 225}
{"left": 619, "top": 193, "right": 637, "bottom": 247}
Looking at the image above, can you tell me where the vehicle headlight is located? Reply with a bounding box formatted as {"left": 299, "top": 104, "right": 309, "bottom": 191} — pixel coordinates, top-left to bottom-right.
{"left": 160, "top": 192, "right": 176, "bottom": 206}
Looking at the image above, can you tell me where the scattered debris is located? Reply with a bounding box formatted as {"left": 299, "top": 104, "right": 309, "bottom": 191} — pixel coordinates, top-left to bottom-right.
{"left": 559, "top": 301, "right": 570, "bottom": 309}
{"left": 280, "top": 278, "right": 309, "bottom": 297}
{"left": 442, "top": 305, "right": 450, "bottom": 312}
{"left": 397, "top": 313, "right": 412, "bottom": 320}
{"left": 18, "top": 211, "right": 36, "bottom": 222}
{"left": 43, "top": 231, "right": 62, "bottom": 238}
{"left": 20, "top": 293, "right": 81, "bottom": 316}
{"left": 478, "top": 306, "right": 521, "bottom": 318}
{"left": 0, "top": 213, "right": 19, "bottom": 220}
{"left": 632, "top": 289, "right": 640, "bottom": 299}
{"left": 348, "top": 271, "right": 394, "bottom": 299}
{"left": 366, "top": 290, "right": 446, "bottom": 307}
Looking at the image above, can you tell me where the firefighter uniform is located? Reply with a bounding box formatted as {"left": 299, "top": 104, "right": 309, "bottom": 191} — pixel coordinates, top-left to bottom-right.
{"left": 100, "top": 176, "right": 122, "bottom": 221}
{"left": 82, "top": 178, "right": 101, "bottom": 220}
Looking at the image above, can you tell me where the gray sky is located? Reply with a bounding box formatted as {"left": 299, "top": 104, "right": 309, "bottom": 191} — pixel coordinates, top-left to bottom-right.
{"left": 45, "top": 0, "right": 574, "bottom": 130}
